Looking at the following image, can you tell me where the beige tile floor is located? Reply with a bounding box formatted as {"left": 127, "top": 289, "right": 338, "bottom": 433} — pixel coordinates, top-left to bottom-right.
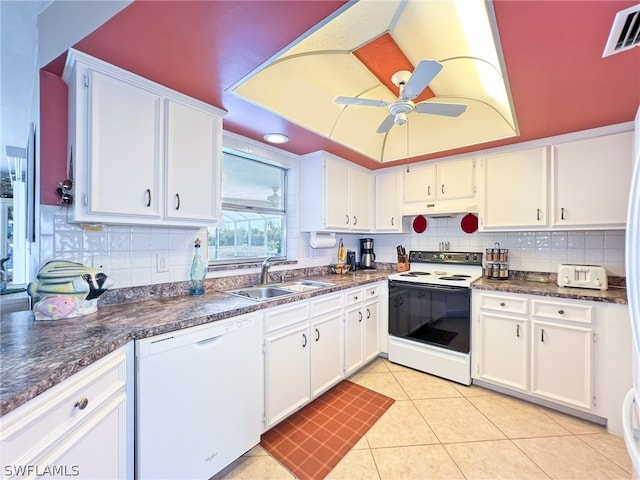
{"left": 214, "top": 358, "right": 632, "bottom": 479}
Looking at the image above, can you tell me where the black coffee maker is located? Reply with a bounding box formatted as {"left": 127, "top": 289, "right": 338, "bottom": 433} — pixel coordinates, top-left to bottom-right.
{"left": 359, "top": 238, "right": 376, "bottom": 269}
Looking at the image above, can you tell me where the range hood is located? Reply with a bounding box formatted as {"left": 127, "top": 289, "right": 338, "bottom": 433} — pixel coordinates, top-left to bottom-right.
{"left": 401, "top": 198, "right": 478, "bottom": 218}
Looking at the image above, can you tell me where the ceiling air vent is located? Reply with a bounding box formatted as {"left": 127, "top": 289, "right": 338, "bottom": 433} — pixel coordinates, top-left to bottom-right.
{"left": 603, "top": 4, "right": 640, "bottom": 57}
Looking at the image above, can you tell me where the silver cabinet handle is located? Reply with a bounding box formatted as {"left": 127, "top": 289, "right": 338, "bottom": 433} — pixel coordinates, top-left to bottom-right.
{"left": 302, "top": 333, "right": 307, "bottom": 348}
{"left": 536, "top": 208, "right": 540, "bottom": 221}
{"left": 427, "top": 185, "right": 431, "bottom": 197}
{"left": 561, "top": 207, "right": 565, "bottom": 220}
{"left": 500, "top": 302, "right": 506, "bottom": 307}
{"left": 315, "top": 328, "right": 320, "bottom": 342}
{"left": 366, "top": 308, "right": 371, "bottom": 319}
{"left": 175, "top": 193, "right": 181, "bottom": 211}
{"left": 345, "top": 214, "right": 349, "bottom": 225}
{"left": 516, "top": 325, "right": 520, "bottom": 337}
{"left": 358, "top": 311, "right": 363, "bottom": 322}
{"left": 558, "top": 309, "right": 565, "bottom": 315}
{"left": 75, "top": 398, "right": 89, "bottom": 410}
{"left": 441, "top": 184, "right": 445, "bottom": 195}
{"left": 353, "top": 216, "right": 357, "bottom": 225}
{"left": 391, "top": 217, "right": 394, "bottom": 226}
{"left": 145, "top": 189, "right": 152, "bottom": 207}
{"left": 541, "top": 328, "right": 545, "bottom": 342}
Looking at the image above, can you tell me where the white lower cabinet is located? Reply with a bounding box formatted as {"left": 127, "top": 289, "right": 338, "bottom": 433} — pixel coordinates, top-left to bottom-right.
{"left": 263, "top": 302, "right": 312, "bottom": 429}
{"left": 344, "top": 285, "right": 380, "bottom": 376}
{"left": 473, "top": 291, "right": 602, "bottom": 416}
{"left": 0, "top": 344, "right": 133, "bottom": 480}
{"left": 310, "top": 293, "right": 345, "bottom": 398}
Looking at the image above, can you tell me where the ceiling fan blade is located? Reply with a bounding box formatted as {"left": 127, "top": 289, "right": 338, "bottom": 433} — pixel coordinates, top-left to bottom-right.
{"left": 414, "top": 101, "right": 467, "bottom": 117}
{"left": 401, "top": 60, "right": 443, "bottom": 100}
{"left": 335, "top": 96, "right": 388, "bottom": 107}
{"left": 376, "top": 114, "right": 396, "bottom": 133}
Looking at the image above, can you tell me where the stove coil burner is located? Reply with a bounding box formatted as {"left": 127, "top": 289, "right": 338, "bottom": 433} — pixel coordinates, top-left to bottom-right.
{"left": 437, "top": 274, "right": 472, "bottom": 281}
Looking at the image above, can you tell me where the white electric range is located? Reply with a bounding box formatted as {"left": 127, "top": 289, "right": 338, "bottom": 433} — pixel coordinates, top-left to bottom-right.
{"left": 388, "top": 251, "right": 483, "bottom": 385}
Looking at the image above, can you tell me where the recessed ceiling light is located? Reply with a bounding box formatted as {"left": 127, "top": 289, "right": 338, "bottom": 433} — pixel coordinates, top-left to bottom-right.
{"left": 263, "top": 133, "right": 289, "bottom": 144}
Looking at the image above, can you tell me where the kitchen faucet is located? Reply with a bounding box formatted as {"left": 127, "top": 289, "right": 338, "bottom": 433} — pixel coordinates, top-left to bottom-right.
{"left": 260, "top": 257, "right": 273, "bottom": 285}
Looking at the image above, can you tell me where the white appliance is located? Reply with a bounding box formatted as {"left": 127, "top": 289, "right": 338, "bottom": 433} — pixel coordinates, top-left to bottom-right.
{"left": 623, "top": 106, "right": 640, "bottom": 477}
{"left": 136, "top": 314, "right": 261, "bottom": 479}
{"left": 557, "top": 264, "right": 608, "bottom": 290}
{"left": 388, "top": 251, "right": 483, "bottom": 385}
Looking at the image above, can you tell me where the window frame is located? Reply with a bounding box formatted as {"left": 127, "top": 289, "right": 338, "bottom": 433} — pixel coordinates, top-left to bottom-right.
{"left": 208, "top": 150, "right": 288, "bottom": 265}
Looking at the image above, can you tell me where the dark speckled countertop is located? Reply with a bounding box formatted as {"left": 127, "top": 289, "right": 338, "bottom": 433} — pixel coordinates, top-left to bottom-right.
{"left": 1, "top": 268, "right": 628, "bottom": 417}
{"left": 472, "top": 277, "right": 628, "bottom": 304}
{"left": 0, "top": 270, "right": 389, "bottom": 416}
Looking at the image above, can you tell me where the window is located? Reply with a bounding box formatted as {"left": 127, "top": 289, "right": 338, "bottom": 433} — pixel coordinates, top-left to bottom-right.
{"left": 207, "top": 151, "right": 286, "bottom": 263}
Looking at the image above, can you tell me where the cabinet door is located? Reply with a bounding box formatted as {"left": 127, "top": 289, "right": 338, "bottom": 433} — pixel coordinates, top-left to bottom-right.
{"left": 480, "top": 147, "right": 548, "bottom": 230}
{"left": 350, "top": 168, "right": 371, "bottom": 231}
{"left": 310, "top": 312, "right": 344, "bottom": 397}
{"left": 164, "top": 100, "right": 221, "bottom": 224}
{"left": 344, "top": 305, "right": 364, "bottom": 376}
{"left": 364, "top": 299, "right": 379, "bottom": 362}
{"left": 264, "top": 323, "right": 311, "bottom": 427}
{"left": 404, "top": 163, "right": 436, "bottom": 202}
{"left": 324, "top": 159, "right": 351, "bottom": 229}
{"left": 553, "top": 132, "right": 633, "bottom": 228}
{"left": 531, "top": 321, "right": 593, "bottom": 409}
{"left": 375, "top": 171, "right": 401, "bottom": 231}
{"left": 44, "top": 394, "right": 128, "bottom": 479}
{"left": 477, "top": 313, "right": 528, "bottom": 391}
{"left": 88, "top": 70, "right": 162, "bottom": 219}
{"left": 437, "top": 158, "right": 474, "bottom": 200}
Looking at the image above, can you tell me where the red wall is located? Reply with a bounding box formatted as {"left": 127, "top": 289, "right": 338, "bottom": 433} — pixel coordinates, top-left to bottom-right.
{"left": 39, "top": 70, "right": 68, "bottom": 206}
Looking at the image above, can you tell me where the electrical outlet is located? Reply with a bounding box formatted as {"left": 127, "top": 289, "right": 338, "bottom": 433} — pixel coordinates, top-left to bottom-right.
{"left": 156, "top": 253, "right": 169, "bottom": 273}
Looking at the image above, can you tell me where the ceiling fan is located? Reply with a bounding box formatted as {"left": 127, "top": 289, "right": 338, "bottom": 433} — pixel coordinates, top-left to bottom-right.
{"left": 335, "top": 59, "right": 467, "bottom": 134}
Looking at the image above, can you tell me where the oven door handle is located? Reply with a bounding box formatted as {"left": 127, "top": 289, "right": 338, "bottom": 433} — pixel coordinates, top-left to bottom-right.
{"left": 389, "top": 280, "right": 469, "bottom": 293}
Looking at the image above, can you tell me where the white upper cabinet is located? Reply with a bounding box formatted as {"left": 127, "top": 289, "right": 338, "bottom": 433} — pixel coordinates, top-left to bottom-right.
{"left": 300, "top": 151, "right": 371, "bottom": 232}
{"left": 402, "top": 157, "right": 476, "bottom": 215}
{"left": 478, "top": 147, "right": 549, "bottom": 231}
{"left": 164, "top": 100, "right": 222, "bottom": 223}
{"left": 63, "top": 49, "right": 225, "bottom": 227}
{"left": 551, "top": 131, "right": 633, "bottom": 229}
{"left": 374, "top": 170, "right": 401, "bottom": 232}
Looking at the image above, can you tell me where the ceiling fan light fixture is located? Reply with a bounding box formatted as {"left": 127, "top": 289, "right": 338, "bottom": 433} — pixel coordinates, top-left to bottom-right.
{"left": 394, "top": 112, "right": 407, "bottom": 126}
{"left": 263, "top": 133, "right": 289, "bottom": 144}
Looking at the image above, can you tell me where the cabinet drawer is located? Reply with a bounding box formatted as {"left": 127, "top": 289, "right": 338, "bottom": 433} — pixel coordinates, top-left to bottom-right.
{"left": 531, "top": 299, "right": 592, "bottom": 324}
{"left": 363, "top": 284, "right": 380, "bottom": 300}
{"left": 1, "top": 347, "right": 127, "bottom": 466}
{"left": 478, "top": 294, "right": 528, "bottom": 315}
{"left": 345, "top": 288, "right": 365, "bottom": 306}
{"left": 264, "top": 302, "right": 310, "bottom": 332}
{"left": 310, "top": 293, "right": 343, "bottom": 317}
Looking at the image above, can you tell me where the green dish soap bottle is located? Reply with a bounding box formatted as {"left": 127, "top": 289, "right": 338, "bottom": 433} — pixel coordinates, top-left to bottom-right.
{"left": 190, "top": 238, "right": 206, "bottom": 296}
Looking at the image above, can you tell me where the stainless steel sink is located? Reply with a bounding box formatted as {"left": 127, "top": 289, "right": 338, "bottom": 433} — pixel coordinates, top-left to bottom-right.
{"left": 225, "top": 286, "right": 296, "bottom": 301}
{"left": 224, "top": 280, "right": 335, "bottom": 301}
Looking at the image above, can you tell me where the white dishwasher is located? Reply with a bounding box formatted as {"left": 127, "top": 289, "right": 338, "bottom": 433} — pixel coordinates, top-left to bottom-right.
{"left": 136, "top": 312, "right": 262, "bottom": 479}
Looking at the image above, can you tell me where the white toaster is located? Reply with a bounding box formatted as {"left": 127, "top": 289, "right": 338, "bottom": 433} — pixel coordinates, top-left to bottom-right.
{"left": 557, "top": 264, "right": 608, "bottom": 291}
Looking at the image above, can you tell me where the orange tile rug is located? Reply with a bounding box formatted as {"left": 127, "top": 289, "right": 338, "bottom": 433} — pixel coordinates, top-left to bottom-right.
{"left": 260, "top": 380, "right": 394, "bottom": 480}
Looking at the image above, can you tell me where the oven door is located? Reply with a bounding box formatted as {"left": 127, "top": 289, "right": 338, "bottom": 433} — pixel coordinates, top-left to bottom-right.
{"left": 388, "top": 280, "right": 471, "bottom": 353}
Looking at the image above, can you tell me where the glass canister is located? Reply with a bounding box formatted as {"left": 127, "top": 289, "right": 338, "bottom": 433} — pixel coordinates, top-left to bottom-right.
{"left": 190, "top": 238, "right": 207, "bottom": 295}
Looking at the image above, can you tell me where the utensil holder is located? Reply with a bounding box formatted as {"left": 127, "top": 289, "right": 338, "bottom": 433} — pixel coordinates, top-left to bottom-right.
{"left": 397, "top": 255, "right": 409, "bottom": 272}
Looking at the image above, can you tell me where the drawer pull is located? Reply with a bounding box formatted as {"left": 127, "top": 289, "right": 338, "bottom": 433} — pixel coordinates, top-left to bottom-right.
{"left": 558, "top": 309, "right": 565, "bottom": 315}
{"left": 75, "top": 398, "right": 89, "bottom": 410}
{"left": 500, "top": 302, "right": 506, "bottom": 307}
